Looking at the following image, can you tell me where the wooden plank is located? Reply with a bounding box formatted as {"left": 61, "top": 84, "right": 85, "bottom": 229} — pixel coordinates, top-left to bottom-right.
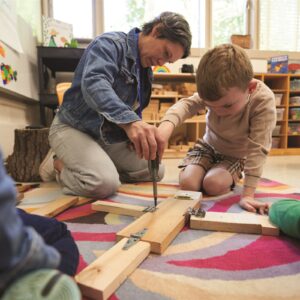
{"left": 92, "top": 200, "right": 146, "bottom": 217}
{"left": 31, "top": 196, "right": 78, "bottom": 217}
{"left": 76, "top": 196, "right": 93, "bottom": 206}
{"left": 16, "top": 183, "right": 40, "bottom": 193}
{"left": 116, "top": 191, "right": 202, "bottom": 254}
{"left": 17, "top": 187, "right": 65, "bottom": 212}
{"left": 190, "top": 212, "right": 279, "bottom": 236}
{"left": 76, "top": 239, "right": 150, "bottom": 300}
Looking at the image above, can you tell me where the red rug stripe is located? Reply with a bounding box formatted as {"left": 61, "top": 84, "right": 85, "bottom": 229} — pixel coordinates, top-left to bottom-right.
{"left": 76, "top": 255, "right": 88, "bottom": 273}
{"left": 72, "top": 232, "right": 116, "bottom": 242}
{"left": 208, "top": 195, "right": 240, "bottom": 212}
{"left": 56, "top": 203, "right": 96, "bottom": 221}
{"left": 168, "top": 236, "right": 300, "bottom": 270}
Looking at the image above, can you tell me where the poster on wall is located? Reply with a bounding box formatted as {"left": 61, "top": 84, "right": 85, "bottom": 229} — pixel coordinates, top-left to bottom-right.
{"left": 42, "top": 16, "right": 73, "bottom": 47}
{"left": 0, "top": 0, "right": 23, "bottom": 53}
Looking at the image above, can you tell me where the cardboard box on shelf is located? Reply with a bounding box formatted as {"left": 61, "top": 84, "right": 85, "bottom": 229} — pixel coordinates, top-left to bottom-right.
{"left": 272, "top": 137, "right": 281, "bottom": 148}
{"left": 274, "top": 93, "right": 283, "bottom": 106}
{"left": 276, "top": 108, "right": 285, "bottom": 121}
{"left": 272, "top": 125, "right": 281, "bottom": 136}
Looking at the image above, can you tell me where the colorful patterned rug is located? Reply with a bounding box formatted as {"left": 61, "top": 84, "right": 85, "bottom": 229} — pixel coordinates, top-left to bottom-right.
{"left": 54, "top": 179, "right": 300, "bottom": 300}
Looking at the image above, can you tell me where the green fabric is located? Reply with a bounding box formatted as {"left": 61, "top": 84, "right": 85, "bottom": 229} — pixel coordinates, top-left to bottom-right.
{"left": 269, "top": 199, "right": 300, "bottom": 239}
{"left": 2, "top": 269, "right": 81, "bottom": 300}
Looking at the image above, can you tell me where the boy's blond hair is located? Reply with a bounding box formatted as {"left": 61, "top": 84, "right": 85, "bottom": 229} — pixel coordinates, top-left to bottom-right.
{"left": 196, "top": 44, "right": 253, "bottom": 101}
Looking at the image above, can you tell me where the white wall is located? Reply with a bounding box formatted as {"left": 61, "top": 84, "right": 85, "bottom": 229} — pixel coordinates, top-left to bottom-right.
{"left": 0, "top": 93, "right": 39, "bottom": 158}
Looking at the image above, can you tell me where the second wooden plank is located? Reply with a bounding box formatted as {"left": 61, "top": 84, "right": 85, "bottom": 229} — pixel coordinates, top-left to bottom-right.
{"left": 116, "top": 191, "right": 202, "bottom": 254}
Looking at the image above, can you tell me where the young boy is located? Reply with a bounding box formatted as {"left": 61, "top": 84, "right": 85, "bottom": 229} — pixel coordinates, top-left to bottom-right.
{"left": 158, "top": 44, "right": 276, "bottom": 214}
{"left": 0, "top": 150, "right": 80, "bottom": 299}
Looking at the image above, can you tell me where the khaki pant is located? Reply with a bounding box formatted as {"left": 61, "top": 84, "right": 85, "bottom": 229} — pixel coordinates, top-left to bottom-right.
{"left": 49, "top": 116, "right": 165, "bottom": 198}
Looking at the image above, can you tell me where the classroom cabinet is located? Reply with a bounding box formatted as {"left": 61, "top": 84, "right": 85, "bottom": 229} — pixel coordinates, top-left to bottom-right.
{"left": 37, "top": 46, "right": 84, "bottom": 125}
{"left": 150, "top": 73, "right": 300, "bottom": 158}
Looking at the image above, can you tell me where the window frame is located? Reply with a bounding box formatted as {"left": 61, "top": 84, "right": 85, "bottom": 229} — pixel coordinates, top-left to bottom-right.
{"left": 43, "top": 0, "right": 300, "bottom": 60}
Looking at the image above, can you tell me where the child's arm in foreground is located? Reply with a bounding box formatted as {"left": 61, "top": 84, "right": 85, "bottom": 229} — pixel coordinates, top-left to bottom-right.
{"left": 0, "top": 151, "right": 60, "bottom": 291}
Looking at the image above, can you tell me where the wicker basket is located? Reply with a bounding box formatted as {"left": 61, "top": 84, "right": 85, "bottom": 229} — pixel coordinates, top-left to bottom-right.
{"left": 230, "top": 34, "right": 251, "bottom": 49}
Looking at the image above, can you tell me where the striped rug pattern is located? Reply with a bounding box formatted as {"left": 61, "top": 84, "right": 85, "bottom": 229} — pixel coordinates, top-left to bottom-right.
{"left": 55, "top": 179, "right": 300, "bottom": 300}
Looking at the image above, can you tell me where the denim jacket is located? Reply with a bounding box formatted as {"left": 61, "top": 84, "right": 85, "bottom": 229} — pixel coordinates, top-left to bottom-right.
{"left": 57, "top": 28, "right": 153, "bottom": 144}
{"left": 0, "top": 151, "right": 60, "bottom": 293}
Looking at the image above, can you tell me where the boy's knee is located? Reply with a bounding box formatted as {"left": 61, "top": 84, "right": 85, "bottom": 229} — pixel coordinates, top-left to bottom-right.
{"left": 203, "top": 175, "right": 231, "bottom": 196}
{"left": 179, "top": 177, "right": 201, "bottom": 192}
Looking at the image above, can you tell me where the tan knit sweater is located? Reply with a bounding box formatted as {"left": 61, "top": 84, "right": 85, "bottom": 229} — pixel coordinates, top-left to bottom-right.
{"left": 161, "top": 79, "right": 277, "bottom": 188}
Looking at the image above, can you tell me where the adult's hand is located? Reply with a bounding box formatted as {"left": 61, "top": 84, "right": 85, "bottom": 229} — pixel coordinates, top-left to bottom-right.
{"left": 120, "top": 121, "right": 166, "bottom": 161}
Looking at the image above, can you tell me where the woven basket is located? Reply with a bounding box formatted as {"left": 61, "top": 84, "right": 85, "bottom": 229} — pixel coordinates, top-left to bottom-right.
{"left": 231, "top": 34, "right": 251, "bottom": 49}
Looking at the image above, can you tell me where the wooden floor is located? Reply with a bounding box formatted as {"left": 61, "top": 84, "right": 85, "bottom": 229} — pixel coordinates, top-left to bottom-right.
{"left": 162, "top": 155, "right": 300, "bottom": 188}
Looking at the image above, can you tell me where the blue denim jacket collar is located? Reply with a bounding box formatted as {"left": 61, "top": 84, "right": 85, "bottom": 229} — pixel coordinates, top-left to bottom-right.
{"left": 57, "top": 27, "right": 153, "bottom": 144}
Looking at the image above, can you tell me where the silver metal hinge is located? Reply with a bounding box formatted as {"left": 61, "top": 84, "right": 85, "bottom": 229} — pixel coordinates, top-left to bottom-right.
{"left": 175, "top": 193, "right": 194, "bottom": 200}
{"left": 184, "top": 207, "right": 206, "bottom": 218}
{"left": 122, "top": 228, "right": 147, "bottom": 250}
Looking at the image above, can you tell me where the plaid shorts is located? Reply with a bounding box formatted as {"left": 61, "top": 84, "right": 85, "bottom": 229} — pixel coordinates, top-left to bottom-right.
{"left": 179, "top": 139, "right": 245, "bottom": 185}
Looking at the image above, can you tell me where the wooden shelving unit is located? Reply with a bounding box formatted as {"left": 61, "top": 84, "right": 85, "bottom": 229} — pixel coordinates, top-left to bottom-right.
{"left": 150, "top": 73, "right": 300, "bottom": 158}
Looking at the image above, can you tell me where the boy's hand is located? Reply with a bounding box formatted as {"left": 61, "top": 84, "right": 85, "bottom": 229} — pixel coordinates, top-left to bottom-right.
{"left": 157, "top": 120, "right": 175, "bottom": 145}
{"left": 239, "top": 196, "right": 270, "bottom": 215}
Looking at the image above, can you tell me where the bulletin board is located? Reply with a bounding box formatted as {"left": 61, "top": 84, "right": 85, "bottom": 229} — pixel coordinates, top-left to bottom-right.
{"left": 0, "top": 0, "right": 39, "bottom": 101}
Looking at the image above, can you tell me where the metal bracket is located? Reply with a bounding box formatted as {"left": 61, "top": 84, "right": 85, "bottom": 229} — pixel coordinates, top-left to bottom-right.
{"left": 175, "top": 192, "right": 193, "bottom": 200}
{"left": 122, "top": 228, "right": 147, "bottom": 250}
{"left": 143, "top": 205, "right": 158, "bottom": 213}
{"left": 184, "top": 207, "right": 206, "bottom": 218}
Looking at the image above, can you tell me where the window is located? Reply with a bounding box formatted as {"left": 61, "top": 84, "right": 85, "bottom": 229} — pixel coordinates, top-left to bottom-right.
{"left": 259, "top": 0, "right": 300, "bottom": 51}
{"left": 47, "top": 0, "right": 300, "bottom": 51}
{"left": 211, "top": 0, "right": 247, "bottom": 46}
{"left": 16, "top": 0, "right": 42, "bottom": 42}
{"left": 52, "top": 0, "right": 94, "bottom": 39}
{"left": 103, "top": 0, "right": 206, "bottom": 48}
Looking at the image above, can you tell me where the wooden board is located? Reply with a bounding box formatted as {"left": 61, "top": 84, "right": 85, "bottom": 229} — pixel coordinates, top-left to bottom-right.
{"left": 116, "top": 191, "right": 202, "bottom": 254}
{"left": 92, "top": 200, "right": 146, "bottom": 217}
{"left": 31, "top": 196, "right": 78, "bottom": 217}
{"left": 16, "top": 183, "right": 40, "bottom": 193}
{"left": 76, "top": 239, "right": 150, "bottom": 300}
{"left": 190, "top": 211, "right": 279, "bottom": 236}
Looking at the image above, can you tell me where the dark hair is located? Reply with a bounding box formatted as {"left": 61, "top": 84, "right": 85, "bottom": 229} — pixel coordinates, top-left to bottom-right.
{"left": 142, "top": 12, "right": 192, "bottom": 58}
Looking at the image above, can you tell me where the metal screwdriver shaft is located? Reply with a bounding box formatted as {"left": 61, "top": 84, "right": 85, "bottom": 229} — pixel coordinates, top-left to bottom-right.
{"left": 148, "top": 154, "right": 159, "bottom": 207}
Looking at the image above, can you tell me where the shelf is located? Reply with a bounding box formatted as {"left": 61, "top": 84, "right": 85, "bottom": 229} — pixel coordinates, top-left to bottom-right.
{"left": 152, "top": 73, "right": 300, "bottom": 156}
{"left": 143, "top": 115, "right": 205, "bottom": 125}
{"left": 272, "top": 89, "right": 288, "bottom": 93}
{"left": 153, "top": 73, "right": 196, "bottom": 83}
{"left": 39, "top": 93, "right": 58, "bottom": 107}
{"left": 37, "top": 46, "right": 85, "bottom": 125}
{"left": 37, "top": 47, "right": 85, "bottom": 72}
{"left": 151, "top": 94, "right": 178, "bottom": 99}
{"left": 184, "top": 115, "right": 205, "bottom": 123}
